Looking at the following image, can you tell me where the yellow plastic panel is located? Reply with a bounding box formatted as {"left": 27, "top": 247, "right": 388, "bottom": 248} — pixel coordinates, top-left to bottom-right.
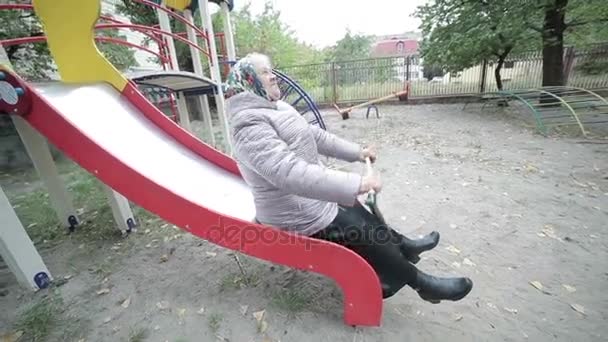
{"left": 165, "top": 0, "right": 192, "bottom": 11}
{"left": 32, "top": 0, "right": 128, "bottom": 91}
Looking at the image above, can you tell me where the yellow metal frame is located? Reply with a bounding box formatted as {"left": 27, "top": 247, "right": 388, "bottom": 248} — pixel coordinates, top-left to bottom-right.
{"left": 31, "top": 0, "right": 128, "bottom": 91}
{"left": 538, "top": 90, "right": 588, "bottom": 137}
{"left": 165, "top": 0, "right": 192, "bottom": 11}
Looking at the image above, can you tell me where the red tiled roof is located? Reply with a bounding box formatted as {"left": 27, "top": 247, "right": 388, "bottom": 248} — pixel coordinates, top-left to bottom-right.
{"left": 371, "top": 39, "right": 418, "bottom": 57}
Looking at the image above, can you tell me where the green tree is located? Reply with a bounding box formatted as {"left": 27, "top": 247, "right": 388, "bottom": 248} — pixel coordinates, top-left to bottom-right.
{"left": 115, "top": 1, "right": 324, "bottom": 71}
{"left": 521, "top": 0, "right": 608, "bottom": 86}
{"left": 327, "top": 29, "right": 373, "bottom": 61}
{"left": 0, "top": 8, "right": 55, "bottom": 80}
{"left": 415, "top": 0, "right": 536, "bottom": 90}
{"left": 0, "top": 4, "right": 138, "bottom": 80}
{"left": 415, "top": 0, "right": 608, "bottom": 89}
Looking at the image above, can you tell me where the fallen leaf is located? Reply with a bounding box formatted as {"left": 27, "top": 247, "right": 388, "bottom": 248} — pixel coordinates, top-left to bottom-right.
{"left": 540, "top": 225, "right": 563, "bottom": 242}
{"left": 524, "top": 164, "right": 538, "bottom": 173}
{"left": 570, "top": 303, "right": 586, "bottom": 315}
{"left": 156, "top": 301, "right": 170, "bottom": 310}
{"left": 487, "top": 302, "right": 497, "bottom": 310}
{"left": 491, "top": 222, "right": 499, "bottom": 228}
{"left": 111, "top": 246, "right": 120, "bottom": 251}
{"left": 160, "top": 254, "right": 169, "bottom": 263}
{"left": 206, "top": 252, "right": 217, "bottom": 257}
{"left": 562, "top": 284, "right": 576, "bottom": 293}
{"left": 259, "top": 320, "right": 268, "bottom": 333}
{"left": 530, "top": 281, "right": 543, "bottom": 291}
{"left": 64, "top": 274, "right": 73, "bottom": 280}
{"left": 449, "top": 224, "right": 458, "bottom": 229}
{"left": 154, "top": 325, "right": 160, "bottom": 331}
{"left": 102, "top": 277, "right": 109, "bottom": 283}
{"left": 452, "top": 261, "right": 462, "bottom": 269}
{"left": 463, "top": 258, "right": 476, "bottom": 267}
{"left": 197, "top": 307, "right": 205, "bottom": 315}
{"left": 253, "top": 310, "right": 265, "bottom": 323}
{"left": 453, "top": 314, "right": 463, "bottom": 321}
{"left": 96, "top": 288, "right": 110, "bottom": 295}
{"left": 446, "top": 245, "right": 461, "bottom": 254}
{"left": 0, "top": 330, "right": 23, "bottom": 342}
{"left": 504, "top": 307, "right": 518, "bottom": 314}
{"left": 177, "top": 308, "right": 186, "bottom": 318}
{"left": 103, "top": 317, "right": 112, "bottom": 324}
{"left": 240, "top": 305, "right": 249, "bottom": 316}
{"left": 121, "top": 297, "right": 131, "bottom": 308}
{"left": 145, "top": 243, "right": 152, "bottom": 248}
{"left": 144, "top": 229, "right": 151, "bottom": 234}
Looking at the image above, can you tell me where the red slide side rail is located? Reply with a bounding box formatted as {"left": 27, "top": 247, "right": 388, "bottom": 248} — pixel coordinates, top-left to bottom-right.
{"left": 2, "top": 68, "right": 383, "bottom": 326}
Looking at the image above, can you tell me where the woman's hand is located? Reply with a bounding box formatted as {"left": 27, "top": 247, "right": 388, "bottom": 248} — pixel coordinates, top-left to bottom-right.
{"left": 359, "top": 173, "right": 382, "bottom": 194}
{"left": 360, "top": 145, "right": 377, "bottom": 163}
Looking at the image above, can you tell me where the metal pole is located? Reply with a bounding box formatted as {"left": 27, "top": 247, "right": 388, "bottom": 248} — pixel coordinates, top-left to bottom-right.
{"left": 197, "top": 0, "right": 232, "bottom": 154}
{"left": 220, "top": 1, "right": 236, "bottom": 61}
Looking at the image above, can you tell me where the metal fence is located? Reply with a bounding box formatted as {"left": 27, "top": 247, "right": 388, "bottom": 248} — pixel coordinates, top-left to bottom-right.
{"left": 279, "top": 43, "right": 608, "bottom": 105}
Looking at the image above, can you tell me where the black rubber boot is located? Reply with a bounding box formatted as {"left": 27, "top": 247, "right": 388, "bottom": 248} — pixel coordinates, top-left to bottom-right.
{"left": 412, "top": 270, "right": 473, "bottom": 304}
{"left": 399, "top": 231, "right": 440, "bottom": 264}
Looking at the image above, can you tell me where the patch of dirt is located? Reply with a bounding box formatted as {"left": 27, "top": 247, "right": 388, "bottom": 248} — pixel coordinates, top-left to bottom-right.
{"left": 1, "top": 103, "right": 607, "bottom": 341}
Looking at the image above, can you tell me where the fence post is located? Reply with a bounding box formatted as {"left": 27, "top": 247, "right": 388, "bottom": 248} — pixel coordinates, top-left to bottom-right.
{"left": 406, "top": 56, "right": 410, "bottom": 81}
{"left": 563, "top": 46, "right": 576, "bottom": 85}
{"left": 479, "top": 59, "right": 488, "bottom": 94}
{"left": 331, "top": 62, "right": 337, "bottom": 104}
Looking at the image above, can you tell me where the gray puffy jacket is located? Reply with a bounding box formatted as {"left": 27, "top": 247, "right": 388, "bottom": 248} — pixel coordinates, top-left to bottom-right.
{"left": 226, "top": 92, "right": 363, "bottom": 235}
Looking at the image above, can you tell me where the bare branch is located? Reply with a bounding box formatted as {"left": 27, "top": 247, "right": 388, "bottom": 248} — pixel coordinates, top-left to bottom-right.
{"left": 567, "top": 18, "right": 608, "bottom": 28}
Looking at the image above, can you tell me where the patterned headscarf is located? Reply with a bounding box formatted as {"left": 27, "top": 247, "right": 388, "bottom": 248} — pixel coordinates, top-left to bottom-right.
{"left": 223, "top": 57, "right": 270, "bottom": 100}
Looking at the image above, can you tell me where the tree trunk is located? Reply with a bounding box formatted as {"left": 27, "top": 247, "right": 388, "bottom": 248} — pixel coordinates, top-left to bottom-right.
{"left": 542, "top": 0, "right": 568, "bottom": 87}
{"left": 495, "top": 47, "right": 512, "bottom": 107}
{"left": 494, "top": 53, "right": 509, "bottom": 91}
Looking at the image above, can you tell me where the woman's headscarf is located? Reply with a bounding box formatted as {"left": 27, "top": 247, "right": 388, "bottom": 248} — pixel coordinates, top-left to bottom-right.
{"left": 223, "top": 57, "right": 270, "bottom": 101}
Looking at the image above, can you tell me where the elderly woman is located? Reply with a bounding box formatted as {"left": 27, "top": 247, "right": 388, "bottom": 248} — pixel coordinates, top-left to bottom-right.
{"left": 225, "top": 53, "right": 472, "bottom": 302}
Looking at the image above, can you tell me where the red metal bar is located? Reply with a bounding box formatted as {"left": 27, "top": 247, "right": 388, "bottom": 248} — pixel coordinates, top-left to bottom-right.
{"left": 131, "top": 0, "right": 209, "bottom": 41}
{"left": 0, "top": 4, "right": 32, "bottom": 10}
{"left": 95, "top": 23, "right": 209, "bottom": 57}
{"left": 0, "top": 36, "right": 169, "bottom": 65}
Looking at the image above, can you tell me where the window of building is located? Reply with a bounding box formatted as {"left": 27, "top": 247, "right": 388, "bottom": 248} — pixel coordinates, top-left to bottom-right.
{"left": 396, "top": 41, "right": 404, "bottom": 53}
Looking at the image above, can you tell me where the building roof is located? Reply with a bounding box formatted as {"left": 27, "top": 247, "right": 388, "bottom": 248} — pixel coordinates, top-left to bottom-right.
{"left": 371, "top": 39, "right": 418, "bottom": 57}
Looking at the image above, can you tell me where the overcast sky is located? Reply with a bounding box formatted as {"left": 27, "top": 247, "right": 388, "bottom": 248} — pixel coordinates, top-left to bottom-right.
{"left": 214, "top": 0, "right": 428, "bottom": 48}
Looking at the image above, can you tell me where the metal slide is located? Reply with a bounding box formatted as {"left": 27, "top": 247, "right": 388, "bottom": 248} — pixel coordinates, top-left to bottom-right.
{"left": 0, "top": 68, "right": 383, "bottom": 327}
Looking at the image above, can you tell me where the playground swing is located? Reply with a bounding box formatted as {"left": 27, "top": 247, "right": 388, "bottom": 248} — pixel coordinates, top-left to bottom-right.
{"left": 0, "top": 0, "right": 385, "bottom": 327}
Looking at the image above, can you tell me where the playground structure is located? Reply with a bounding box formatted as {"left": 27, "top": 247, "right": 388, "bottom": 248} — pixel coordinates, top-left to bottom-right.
{"left": 0, "top": 0, "right": 382, "bottom": 327}
{"left": 464, "top": 86, "right": 608, "bottom": 137}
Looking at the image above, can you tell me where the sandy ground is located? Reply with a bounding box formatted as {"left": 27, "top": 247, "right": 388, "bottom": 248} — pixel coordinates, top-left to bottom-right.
{"left": 1, "top": 102, "right": 607, "bottom": 341}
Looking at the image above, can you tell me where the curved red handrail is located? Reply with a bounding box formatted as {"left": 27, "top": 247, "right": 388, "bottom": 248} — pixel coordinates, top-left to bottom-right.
{"left": 95, "top": 23, "right": 209, "bottom": 57}
{"left": 0, "top": 4, "right": 165, "bottom": 47}
{"left": 0, "top": 2, "right": 206, "bottom": 53}
{"left": 0, "top": 36, "right": 169, "bottom": 64}
{"left": 0, "top": 4, "right": 31, "bottom": 10}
